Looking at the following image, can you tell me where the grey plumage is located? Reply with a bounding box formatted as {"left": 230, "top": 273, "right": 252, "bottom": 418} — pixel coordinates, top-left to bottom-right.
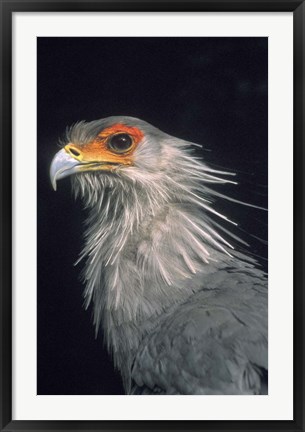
{"left": 50, "top": 116, "right": 268, "bottom": 395}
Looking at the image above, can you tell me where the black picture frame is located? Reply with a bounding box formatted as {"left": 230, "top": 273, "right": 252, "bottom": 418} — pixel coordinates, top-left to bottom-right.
{"left": 1, "top": 1, "right": 304, "bottom": 431}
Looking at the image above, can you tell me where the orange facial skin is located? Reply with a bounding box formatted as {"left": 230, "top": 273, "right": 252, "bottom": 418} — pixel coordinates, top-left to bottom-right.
{"left": 64, "top": 123, "right": 144, "bottom": 168}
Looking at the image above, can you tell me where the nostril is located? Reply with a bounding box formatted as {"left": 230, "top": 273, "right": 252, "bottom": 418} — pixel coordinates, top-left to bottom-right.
{"left": 69, "top": 147, "right": 81, "bottom": 157}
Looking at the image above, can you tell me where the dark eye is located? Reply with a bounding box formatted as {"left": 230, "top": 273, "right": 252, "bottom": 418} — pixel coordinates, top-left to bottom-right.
{"left": 108, "top": 133, "right": 133, "bottom": 153}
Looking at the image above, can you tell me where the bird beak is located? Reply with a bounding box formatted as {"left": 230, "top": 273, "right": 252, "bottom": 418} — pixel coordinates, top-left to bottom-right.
{"left": 50, "top": 136, "right": 135, "bottom": 190}
{"left": 50, "top": 148, "right": 82, "bottom": 191}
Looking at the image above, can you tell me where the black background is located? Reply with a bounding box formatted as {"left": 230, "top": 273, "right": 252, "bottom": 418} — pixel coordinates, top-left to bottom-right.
{"left": 37, "top": 37, "right": 267, "bottom": 395}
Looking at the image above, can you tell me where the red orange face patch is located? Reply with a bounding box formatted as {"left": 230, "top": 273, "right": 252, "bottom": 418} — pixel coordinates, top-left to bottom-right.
{"left": 64, "top": 123, "right": 144, "bottom": 167}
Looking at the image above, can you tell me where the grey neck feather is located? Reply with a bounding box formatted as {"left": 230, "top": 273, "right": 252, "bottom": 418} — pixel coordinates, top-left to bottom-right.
{"left": 71, "top": 144, "right": 256, "bottom": 390}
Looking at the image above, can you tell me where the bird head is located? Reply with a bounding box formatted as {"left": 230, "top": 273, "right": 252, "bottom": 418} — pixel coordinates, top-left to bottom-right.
{"left": 50, "top": 116, "right": 221, "bottom": 217}
{"left": 50, "top": 116, "right": 175, "bottom": 193}
{"left": 50, "top": 115, "right": 239, "bottom": 238}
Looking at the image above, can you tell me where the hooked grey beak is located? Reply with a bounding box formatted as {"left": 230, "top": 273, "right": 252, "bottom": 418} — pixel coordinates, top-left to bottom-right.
{"left": 50, "top": 149, "right": 80, "bottom": 191}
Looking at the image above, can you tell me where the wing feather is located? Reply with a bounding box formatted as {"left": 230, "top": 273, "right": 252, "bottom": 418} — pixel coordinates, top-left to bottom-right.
{"left": 131, "top": 271, "right": 267, "bottom": 395}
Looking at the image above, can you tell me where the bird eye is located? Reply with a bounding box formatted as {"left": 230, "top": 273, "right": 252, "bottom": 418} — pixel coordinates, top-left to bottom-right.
{"left": 108, "top": 133, "right": 133, "bottom": 153}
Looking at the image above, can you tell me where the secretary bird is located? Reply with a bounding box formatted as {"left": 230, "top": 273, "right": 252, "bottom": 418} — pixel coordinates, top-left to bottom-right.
{"left": 50, "top": 116, "right": 268, "bottom": 395}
